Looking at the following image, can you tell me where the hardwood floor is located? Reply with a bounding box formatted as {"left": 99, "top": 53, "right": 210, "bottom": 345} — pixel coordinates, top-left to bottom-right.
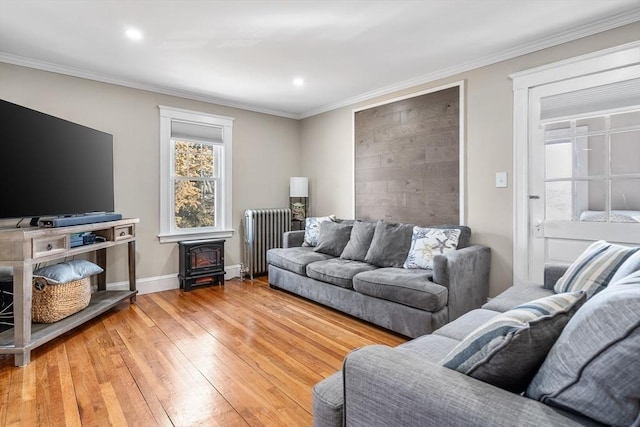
{"left": 0, "top": 277, "right": 407, "bottom": 426}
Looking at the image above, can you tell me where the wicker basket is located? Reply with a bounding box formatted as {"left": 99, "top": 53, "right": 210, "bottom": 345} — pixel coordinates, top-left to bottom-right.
{"left": 32, "top": 276, "right": 91, "bottom": 323}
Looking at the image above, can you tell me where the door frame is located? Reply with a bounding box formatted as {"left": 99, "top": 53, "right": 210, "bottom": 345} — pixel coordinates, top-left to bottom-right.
{"left": 509, "top": 41, "right": 640, "bottom": 286}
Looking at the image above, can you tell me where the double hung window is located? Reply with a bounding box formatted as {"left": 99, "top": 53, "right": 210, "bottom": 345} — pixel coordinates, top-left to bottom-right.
{"left": 159, "top": 106, "right": 234, "bottom": 242}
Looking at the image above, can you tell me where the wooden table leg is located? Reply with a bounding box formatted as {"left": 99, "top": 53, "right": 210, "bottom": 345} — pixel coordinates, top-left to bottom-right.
{"left": 13, "top": 263, "right": 32, "bottom": 367}
{"left": 128, "top": 241, "right": 137, "bottom": 302}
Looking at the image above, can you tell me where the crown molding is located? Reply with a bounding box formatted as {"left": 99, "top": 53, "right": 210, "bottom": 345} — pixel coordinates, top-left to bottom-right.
{"left": 297, "top": 8, "right": 640, "bottom": 119}
{"left": 0, "top": 53, "right": 299, "bottom": 119}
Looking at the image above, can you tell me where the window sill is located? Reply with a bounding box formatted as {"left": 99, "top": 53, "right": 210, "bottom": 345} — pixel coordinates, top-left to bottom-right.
{"left": 158, "top": 229, "right": 234, "bottom": 244}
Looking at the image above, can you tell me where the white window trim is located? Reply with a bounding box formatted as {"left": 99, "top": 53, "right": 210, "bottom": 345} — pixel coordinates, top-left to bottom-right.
{"left": 509, "top": 41, "right": 640, "bottom": 285}
{"left": 158, "top": 105, "right": 234, "bottom": 243}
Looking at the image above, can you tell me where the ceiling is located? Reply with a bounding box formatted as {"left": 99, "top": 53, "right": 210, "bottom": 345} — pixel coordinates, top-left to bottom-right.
{"left": 0, "top": 1, "right": 638, "bottom": 119}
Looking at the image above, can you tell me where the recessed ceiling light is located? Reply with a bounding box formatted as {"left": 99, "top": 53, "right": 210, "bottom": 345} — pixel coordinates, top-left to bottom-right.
{"left": 293, "top": 77, "right": 305, "bottom": 87}
{"left": 125, "top": 27, "right": 143, "bottom": 41}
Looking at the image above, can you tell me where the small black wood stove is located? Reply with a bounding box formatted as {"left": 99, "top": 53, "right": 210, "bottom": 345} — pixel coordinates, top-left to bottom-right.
{"left": 178, "top": 240, "right": 225, "bottom": 291}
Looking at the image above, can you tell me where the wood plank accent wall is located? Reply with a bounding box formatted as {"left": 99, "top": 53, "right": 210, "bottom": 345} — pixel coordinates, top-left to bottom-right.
{"left": 355, "top": 86, "right": 460, "bottom": 225}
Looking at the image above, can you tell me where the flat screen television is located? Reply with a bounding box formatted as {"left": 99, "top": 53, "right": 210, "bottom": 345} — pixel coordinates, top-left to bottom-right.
{"left": 0, "top": 99, "right": 115, "bottom": 223}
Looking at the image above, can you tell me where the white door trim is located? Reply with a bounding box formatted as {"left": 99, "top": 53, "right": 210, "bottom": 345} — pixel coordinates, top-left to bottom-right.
{"left": 510, "top": 41, "right": 640, "bottom": 286}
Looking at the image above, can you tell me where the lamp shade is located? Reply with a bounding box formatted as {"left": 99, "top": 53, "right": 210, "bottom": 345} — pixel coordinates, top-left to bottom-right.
{"left": 290, "top": 177, "right": 309, "bottom": 197}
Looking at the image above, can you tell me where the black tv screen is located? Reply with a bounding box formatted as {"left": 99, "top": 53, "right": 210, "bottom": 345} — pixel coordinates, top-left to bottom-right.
{"left": 0, "top": 99, "right": 115, "bottom": 220}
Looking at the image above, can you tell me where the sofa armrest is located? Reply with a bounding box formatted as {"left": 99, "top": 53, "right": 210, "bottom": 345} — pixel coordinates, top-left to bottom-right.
{"left": 343, "top": 345, "right": 597, "bottom": 427}
{"left": 432, "top": 244, "right": 491, "bottom": 321}
{"left": 283, "top": 230, "right": 305, "bottom": 248}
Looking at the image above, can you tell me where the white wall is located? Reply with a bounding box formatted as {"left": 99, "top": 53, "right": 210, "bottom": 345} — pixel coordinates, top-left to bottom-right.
{"left": 0, "top": 64, "right": 301, "bottom": 288}
{"left": 300, "top": 23, "right": 640, "bottom": 297}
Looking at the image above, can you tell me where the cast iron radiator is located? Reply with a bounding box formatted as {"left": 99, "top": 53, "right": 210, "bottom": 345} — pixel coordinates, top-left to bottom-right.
{"left": 243, "top": 208, "right": 292, "bottom": 279}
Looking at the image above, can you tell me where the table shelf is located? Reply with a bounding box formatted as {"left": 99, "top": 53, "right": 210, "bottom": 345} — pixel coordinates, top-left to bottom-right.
{"left": 0, "top": 218, "right": 138, "bottom": 366}
{"left": 0, "top": 290, "right": 136, "bottom": 350}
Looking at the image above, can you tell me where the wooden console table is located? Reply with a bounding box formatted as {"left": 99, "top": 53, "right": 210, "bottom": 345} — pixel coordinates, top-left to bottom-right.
{"left": 0, "top": 218, "right": 139, "bottom": 366}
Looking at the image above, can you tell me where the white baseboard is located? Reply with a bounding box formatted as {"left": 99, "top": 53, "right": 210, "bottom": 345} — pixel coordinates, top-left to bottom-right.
{"left": 107, "top": 264, "right": 242, "bottom": 295}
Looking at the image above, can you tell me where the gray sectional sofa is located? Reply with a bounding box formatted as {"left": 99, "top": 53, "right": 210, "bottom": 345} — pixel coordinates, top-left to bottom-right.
{"left": 313, "top": 259, "right": 640, "bottom": 427}
{"left": 266, "top": 219, "right": 491, "bottom": 338}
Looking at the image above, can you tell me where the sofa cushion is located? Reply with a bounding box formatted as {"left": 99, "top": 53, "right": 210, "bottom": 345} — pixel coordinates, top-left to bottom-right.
{"left": 336, "top": 218, "right": 356, "bottom": 226}
{"left": 544, "top": 264, "right": 569, "bottom": 290}
{"left": 340, "top": 221, "right": 376, "bottom": 262}
{"left": 266, "top": 247, "right": 333, "bottom": 276}
{"left": 364, "top": 220, "right": 414, "bottom": 268}
{"left": 403, "top": 226, "right": 461, "bottom": 269}
{"left": 553, "top": 240, "right": 639, "bottom": 298}
{"left": 302, "top": 215, "right": 336, "bottom": 247}
{"left": 433, "top": 309, "right": 500, "bottom": 341}
{"left": 440, "top": 291, "right": 587, "bottom": 393}
{"left": 306, "top": 259, "right": 378, "bottom": 289}
{"left": 313, "top": 221, "right": 353, "bottom": 257}
{"left": 481, "top": 284, "right": 554, "bottom": 313}
{"left": 397, "top": 334, "right": 461, "bottom": 363}
{"left": 353, "top": 268, "right": 447, "bottom": 312}
{"left": 526, "top": 271, "right": 640, "bottom": 427}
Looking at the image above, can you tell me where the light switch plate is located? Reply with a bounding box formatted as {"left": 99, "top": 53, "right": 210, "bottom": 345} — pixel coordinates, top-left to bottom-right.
{"left": 496, "top": 172, "right": 507, "bottom": 188}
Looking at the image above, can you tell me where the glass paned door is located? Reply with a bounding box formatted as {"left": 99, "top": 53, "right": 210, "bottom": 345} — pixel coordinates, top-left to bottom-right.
{"left": 527, "top": 72, "right": 640, "bottom": 284}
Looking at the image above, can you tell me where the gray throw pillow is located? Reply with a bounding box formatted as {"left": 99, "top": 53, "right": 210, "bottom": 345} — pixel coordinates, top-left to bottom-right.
{"left": 363, "top": 220, "right": 414, "bottom": 268}
{"left": 441, "top": 291, "right": 587, "bottom": 393}
{"left": 340, "top": 221, "right": 376, "bottom": 262}
{"left": 33, "top": 259, "right": 103, "bottom": 284}
{"left": 302, "top": 215, "right": 336, "bottom": 247}
{"left": 313, "top": 221, "right": 353, "bottom": 257}
{"left": 526, "top": 271, "right": 640, "bottom": 427}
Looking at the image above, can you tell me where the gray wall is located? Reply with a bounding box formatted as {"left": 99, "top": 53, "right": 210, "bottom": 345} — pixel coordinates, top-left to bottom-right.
{"left": 0, "top": 64, "right": 301, "bottom": 287}
{"left": 300, "top": 23, "right": 640, "bottom": 297}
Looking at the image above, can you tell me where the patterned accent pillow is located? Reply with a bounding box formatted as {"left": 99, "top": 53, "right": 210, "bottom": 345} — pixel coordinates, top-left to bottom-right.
{"left": 554, "top": 240, "right": 640, "bottom": 298}
{"left": 440, "top": 291, "right": 586, "bottom": 393}
{"left": 403, "top": 227, "right": 461, "bottom": 269}
{"left": 302, "top": 215, "right": 336, "bottom": 247}
{"left": 526, "top": 271, "right": 640, "bottom": 426}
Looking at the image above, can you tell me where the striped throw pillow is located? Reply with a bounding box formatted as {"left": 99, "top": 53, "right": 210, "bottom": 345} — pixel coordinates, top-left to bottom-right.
{"left": 440, "top": 291, "right": 586, "bottom": 393}
{"left": 554, "top": 240, "right": 640, "bottom": 298}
